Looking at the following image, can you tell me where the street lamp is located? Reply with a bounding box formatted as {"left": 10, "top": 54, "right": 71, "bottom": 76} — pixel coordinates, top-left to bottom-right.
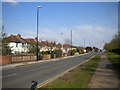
{"left": 36, "top": 6, "right": 42, "bottom": 61}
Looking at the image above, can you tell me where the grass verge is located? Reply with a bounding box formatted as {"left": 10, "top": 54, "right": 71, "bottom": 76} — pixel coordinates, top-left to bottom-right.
{"left": 107, "top": 52, "right": 120, "bottom": 79}
{"left": 38, "top": 55, "right": 100, "bottom": 89}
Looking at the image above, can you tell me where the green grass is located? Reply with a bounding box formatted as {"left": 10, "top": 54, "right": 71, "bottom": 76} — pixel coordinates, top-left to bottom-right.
{"left": 107, "top": 52, "right": 120, "bottom": 79}
{"left": 38, "top": 55, "right": 101, "bottom": 89}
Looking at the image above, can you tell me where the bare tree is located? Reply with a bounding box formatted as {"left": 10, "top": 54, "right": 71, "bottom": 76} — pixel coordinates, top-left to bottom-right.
{"left": 64, "top": 39, "right": 71, "bottom": 45}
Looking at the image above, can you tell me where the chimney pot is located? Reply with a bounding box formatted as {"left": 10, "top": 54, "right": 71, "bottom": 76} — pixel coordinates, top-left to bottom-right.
{"left": 17, "top": 34, "right": 21, "bottom": 38}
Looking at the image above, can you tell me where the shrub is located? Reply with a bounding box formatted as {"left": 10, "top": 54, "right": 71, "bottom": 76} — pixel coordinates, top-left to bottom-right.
{"left": 51, "top": 49, "right": 62, "bottom": 58}
{"left": 68, "top": 49, "right": 77, "bottom": 56}
{"left": 40, "top": 51, "right": 51, "bottom": 54}
{"left": 79, "top": 49, "right": 84, "bottom": 54}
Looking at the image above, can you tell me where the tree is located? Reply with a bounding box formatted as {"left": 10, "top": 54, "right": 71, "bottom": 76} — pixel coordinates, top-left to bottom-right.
{"left": 1, "top": 26, "right": 12, "bottom": 56}
{"left": 64, "top": 39, "right": 71, "bottom": 45}
{"left": 28, "top": 41, "right": 38, "bottom": 54}
{"left": 103, "top": 32, "right": 120, "bottom": 54}
{"left": 86, "top": 46, "right": 93, "bottom": 52}
{"left": 2, "top": 40, "right": 12, "bottom": 56}
{"left": 47, "top": 41, "right": 56, "bottom": 51}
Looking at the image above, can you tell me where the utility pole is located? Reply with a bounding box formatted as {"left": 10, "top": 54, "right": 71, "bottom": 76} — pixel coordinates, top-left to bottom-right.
{"left": 61, "top": 33, "right": 64, "bottom": 56}
{"left": 71, "top": 30, "right": 72, "bottom": 56}
{"left": 84, "top": 39, "right": 86, "bottom": 48}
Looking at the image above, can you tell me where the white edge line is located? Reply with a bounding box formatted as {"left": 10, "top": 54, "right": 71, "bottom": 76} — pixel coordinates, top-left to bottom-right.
{"left": 1, "top": 73, "right": 17, "bottom": 78}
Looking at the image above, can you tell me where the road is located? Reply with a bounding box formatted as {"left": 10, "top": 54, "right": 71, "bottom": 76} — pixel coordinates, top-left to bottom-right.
{"left": 2, "top": 52, "right": 98, "bottom": 88}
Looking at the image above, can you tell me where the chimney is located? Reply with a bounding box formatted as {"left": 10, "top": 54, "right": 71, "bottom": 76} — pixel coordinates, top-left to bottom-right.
{"left": 17, "top": 34, "right": 21, "bottom": 38}
{"left": 10, "top": 34, "right": 13, "bottom": 37}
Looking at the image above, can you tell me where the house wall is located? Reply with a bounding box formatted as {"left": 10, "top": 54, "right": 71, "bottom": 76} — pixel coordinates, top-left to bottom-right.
{"left": 9, "top": 42, "right": 28, "bottom": 53}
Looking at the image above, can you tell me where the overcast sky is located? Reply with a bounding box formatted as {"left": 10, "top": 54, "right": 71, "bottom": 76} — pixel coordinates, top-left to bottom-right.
{"left": 2, "top": 2, "right": 118, "bottom": 49}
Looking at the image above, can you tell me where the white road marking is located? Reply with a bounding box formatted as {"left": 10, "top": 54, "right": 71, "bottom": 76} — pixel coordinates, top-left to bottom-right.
{"left": 30, "top": 62, "right": 65, "bottom": 71}
{"left": 30, "top": 65, "right": 50, "bottom": 71}
{"left": 0, "top": 73, "right": 17, "bottom": 78}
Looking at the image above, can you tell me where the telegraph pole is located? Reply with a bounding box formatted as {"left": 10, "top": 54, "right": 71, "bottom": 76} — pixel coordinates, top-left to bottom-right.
{"left": 84, "top": 39, "right": 86, "bottom": 48}
{"left": 71, "top": 30, "right": 72, "bottom": 56}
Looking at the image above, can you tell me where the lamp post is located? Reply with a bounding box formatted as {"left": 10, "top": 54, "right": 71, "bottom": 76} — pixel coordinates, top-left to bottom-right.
{"left": 36, "top": 6, "right": 42, "bottom": 61}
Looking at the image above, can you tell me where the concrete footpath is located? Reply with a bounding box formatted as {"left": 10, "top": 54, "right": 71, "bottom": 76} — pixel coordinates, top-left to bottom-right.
{"left": 1, "top": 53, "right": 88, "bottom": 70}
{"left": 88, "top": 55, "right": 119, "bottom": 88}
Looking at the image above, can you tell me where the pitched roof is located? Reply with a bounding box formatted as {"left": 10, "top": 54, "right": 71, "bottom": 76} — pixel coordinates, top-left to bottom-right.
{"left": 63, "top": 44, "right": 71, "bottom": 48}
{"left": 39, "top": 41, "right": 49, "bottom": 47}
{"left": 55, "top": 43, "right": 62, "bottom": 48}
{"left": 24, "top": 38, "right": 37, "bottom": 44}
{"left": 8, "top": 34, "right": 26, "bottom": 43}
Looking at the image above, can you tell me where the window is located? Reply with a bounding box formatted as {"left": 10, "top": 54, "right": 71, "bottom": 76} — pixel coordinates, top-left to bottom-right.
{"left": 22, "top": 43, "right": 24, "bottom": 47}
{"left": 16, "top": 43, "right": 18, "bottom": 47}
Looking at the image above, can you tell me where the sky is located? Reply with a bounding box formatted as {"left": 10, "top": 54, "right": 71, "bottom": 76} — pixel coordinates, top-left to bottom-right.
{"left": 2, "top": 1, "right": 118, "bottom": 49}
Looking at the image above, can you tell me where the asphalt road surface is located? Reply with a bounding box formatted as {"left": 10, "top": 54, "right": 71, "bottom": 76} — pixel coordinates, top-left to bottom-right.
{"left": 2, "top": 52, "right": 98, "bottom": 88}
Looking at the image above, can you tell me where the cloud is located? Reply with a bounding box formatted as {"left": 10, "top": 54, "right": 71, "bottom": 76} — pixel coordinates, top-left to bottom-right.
{"left": 16, "top": 24, "right": 117, "bottom": 49}
{"left": 17, "top": 29, "right": 36, "bottom": 38}
{"left": 72, "top": 25, "right": 117, "bottom": 48}
{"left": 3, "top": 0, "right": 18, "bottom": 6}
{"left": 39, "top": 25, "right": 117, "bottom": 48}
{"left": 39, "top": 28, "right": 59, "bottom": 42}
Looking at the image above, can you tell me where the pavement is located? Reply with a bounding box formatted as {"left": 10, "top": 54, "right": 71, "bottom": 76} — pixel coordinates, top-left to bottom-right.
{"left": 88, "top": 55, "right": 119, "bottom": 88}
{"left": 1, "top": 53, "right": 88, "bottom": 70}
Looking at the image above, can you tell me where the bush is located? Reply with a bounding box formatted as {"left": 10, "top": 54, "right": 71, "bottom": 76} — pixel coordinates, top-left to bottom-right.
{"left": 28, "top": 45, "right": 37, "bottom": 54}
{"left": 79, "top": 49, "right": 84, "bottom": 54}
{"left": 51, "top": 49, "right": 62, "bottom": 58}
{"left": 40, "top": 51, "right": 51, "bottom": 54}
{"left": 68, "top": 49, "right": 77, "bottom": 56}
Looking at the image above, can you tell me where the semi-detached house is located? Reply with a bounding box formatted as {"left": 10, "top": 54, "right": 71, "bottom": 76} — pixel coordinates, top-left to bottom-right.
{"left": 8, "top": 34, "right": 28, "bottom": 54}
